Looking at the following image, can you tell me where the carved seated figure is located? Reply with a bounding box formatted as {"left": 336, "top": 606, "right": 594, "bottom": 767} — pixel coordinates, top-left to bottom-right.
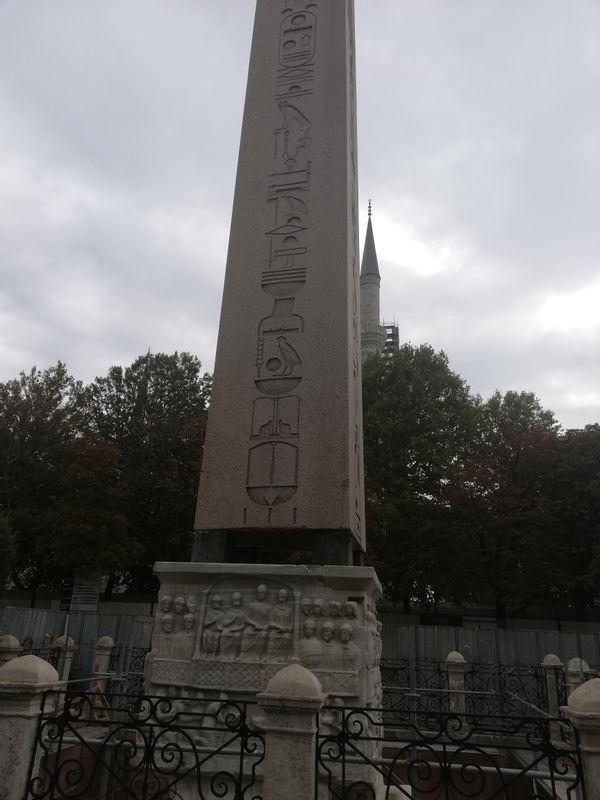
{"left": 267, "top": 588, "right": 293, "bottom": 660}
{"left": 220, "top": 592, "right": 246, "bottom": 660}
{"left": 241, "top": 583, "right": 272, "bottom": 659}
{"left": 298, "top": 619, "right": 322, "bottom": 669}
{"left": 201, "top": 594, "right": 224, "bottom": 658}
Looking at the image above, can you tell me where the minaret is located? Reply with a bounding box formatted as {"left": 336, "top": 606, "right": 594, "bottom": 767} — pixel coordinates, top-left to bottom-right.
{"left": 360, "top": 201, "right": 386, "bottom": 360}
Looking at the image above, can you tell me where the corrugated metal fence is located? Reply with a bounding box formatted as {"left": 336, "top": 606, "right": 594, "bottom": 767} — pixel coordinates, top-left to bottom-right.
{"left": 380, "top": 612, "right": 600, "bottom": 668}
{"left": 0, "top": 606, "right": 153, "bottom": 677}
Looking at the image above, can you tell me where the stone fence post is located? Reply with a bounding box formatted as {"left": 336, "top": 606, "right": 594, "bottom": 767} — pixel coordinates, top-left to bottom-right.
{"left": 257, "top": 663, "right": 324, "bottom": 800}
{"left": 54, "top": 635, "right": 76, "bottom": 683}
{"left": 0, "top": 634, "right": 22, "bottom": 667}
{"left": 0, "top": 655, "right": 61, "bottom": 800}
{"left": 91, "top": 635, "right": 114, "bottom": 694}
{"left": 446, "top": 651, "right": 466, "bottom": 715}
{"left": 566, "top": 677, "right": 600, "bottom": 800}
{"left": 542, "top": 654, "right": 564, "bottom": 742}
{"left": 567, "top": 657, "right": 591, "bottom": 696}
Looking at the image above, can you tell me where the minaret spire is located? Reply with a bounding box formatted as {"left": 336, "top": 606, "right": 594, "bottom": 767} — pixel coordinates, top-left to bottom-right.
{"left": 360, "top": 202, "right": 380, "bottom": 279}
{"left": 360, "top": 200, "right": 385, "bottom": 360}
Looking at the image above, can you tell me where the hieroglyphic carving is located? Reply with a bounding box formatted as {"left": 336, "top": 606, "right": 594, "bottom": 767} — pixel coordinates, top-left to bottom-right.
{"left": 251, "top": 396, "right": 300, "bottom": 438}
{"left": 246, "top": 441, "right": 299, "bottom": 507}
{"left": 246, "top": 2, "right": 322, "bottom": 518}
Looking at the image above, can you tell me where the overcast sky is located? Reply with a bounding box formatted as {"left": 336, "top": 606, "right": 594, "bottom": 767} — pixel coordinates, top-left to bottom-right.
{"left": 0, "top": 1, "right": 598, "bottom": 429}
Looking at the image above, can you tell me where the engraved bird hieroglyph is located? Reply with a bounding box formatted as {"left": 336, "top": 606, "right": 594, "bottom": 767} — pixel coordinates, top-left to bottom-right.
{"left": 277, "top": 336, "right": 302, "bottom": 375}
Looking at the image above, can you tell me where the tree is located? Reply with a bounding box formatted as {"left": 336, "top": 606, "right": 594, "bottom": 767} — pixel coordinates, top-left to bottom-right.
{"left": 0, "top": 514, "right": 15, "bottom": 589}
{"left": 546, "top": 424, "right": 600, "bottom": 619}
{"left": 84, "top": 352, "right": 211, "bottom": 592}
{"left": 446, "top": 391, "right": 564, "bottom": 625}
{"left": 362, "top": 345, "right": 478, "bottom": 610}
{"left": 0, "top": 363, "right": 84, "bottom": 591}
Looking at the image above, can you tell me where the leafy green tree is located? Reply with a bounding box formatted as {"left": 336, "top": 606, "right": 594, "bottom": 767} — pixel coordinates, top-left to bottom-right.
{"left": 547, "top": 424, "right": 600, "bottom": 619}
{"left": 84, "top": 352, "right": 211, "bottom": 592}
{"left": 445, "top": 391, "right": 564, "bottom": 625}
{"left": 362, "top": 345, "right": 478, "bottom": 611}
{"left": 0, "top": 514, "right": 15, "bottom": 589}
{"left": 0, "top": 363, "right": 85, "bottom": 591}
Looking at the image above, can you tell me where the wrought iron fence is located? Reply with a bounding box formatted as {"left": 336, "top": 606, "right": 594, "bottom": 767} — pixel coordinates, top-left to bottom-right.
{"left": 316, "top": 705, "right": 585, "bottom": 799}
{"left": 380, "top": 659, "right": 450, "bottom": 715}
{"left": 380, "top": 658, "right": 567, "bottom": 719}
{"left": 25, "top": 690, "right": 264, "bottom": 800}
{"left": 465, "top": 662, "right": 548, "bottom": 716}
{"left": 22, "top": 641, "right": 60, "bottom": 669}
{"left": 107, "top": 645, "right": 151, "bottom": 699}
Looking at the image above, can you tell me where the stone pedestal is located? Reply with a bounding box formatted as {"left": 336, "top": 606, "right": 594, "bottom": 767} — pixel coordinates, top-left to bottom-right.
{"left": 446, "top": 651, "right": 466, "bottom": 715}
{"left": 566, "top": 678, "right": 600, "bottom": 800}
{"left": 257, "top": 664, "right": 324, "bottom": 800}
{"left": 0, "top": 634, "right": 22, "bottom": 667}
{"left": 146, "top": 562, "right": 381, "bottom": 710}
{"left": 0, "top": 655, "right": 60, "bottom": 800}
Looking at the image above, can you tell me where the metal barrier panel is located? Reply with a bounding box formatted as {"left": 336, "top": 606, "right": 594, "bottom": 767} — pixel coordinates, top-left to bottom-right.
{"left": 316, "top": 705, "right": 586, "bottom": 799}
{"left": 25, "top": 691, "right": 264, "bottom": 800}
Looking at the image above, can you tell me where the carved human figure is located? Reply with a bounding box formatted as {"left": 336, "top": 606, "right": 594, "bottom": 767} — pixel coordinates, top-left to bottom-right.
{"left": 298, "top": 619, "right": 321, "bottom": 669}
{"left": 173, "top": 596, "right": 187, "bottom": 616}
{"left": 267, "top": 588, "right": 293, "bottom": 660}
{"left": 186, "top": 596, "right": 198, "bottom": 614}
{"left": 173, "top": 613, "right": 196, "bottom": 660}
{"left": 201, "top": 595, "right": 224, "bottom": 658}
{"left": 339, "top": 623, "right": 361, "bottom": 671}
{"left": 300, "top": 597, "right": 312, "bottom": 618}
{"left": 344, "top": 600, "right": 361, "bottom": 640}
{"left": 241, "top": 584, "right": 272, "bottom": 659}
{"left": 219, "top": 593, "right": 246, "bottom": 660}
{"left": 157, "top": 613, "right": 175, "bottom": 653}
{"left": 365, "top": 610, "right": 378, "bottom": 668}
{"left": 159, "top": 595, "right": 173, "bottom": 614}
{"left": 320, "top": 620, "right": 342, "bottom": 670}
{"left": 161, "top": 614, "right": 174, "bottom": 634}
{"left": 312, "top": 598, "right": 325, "bottom": 634}
{"left": 328, "top": 600, "right": 342, "bottom": 619}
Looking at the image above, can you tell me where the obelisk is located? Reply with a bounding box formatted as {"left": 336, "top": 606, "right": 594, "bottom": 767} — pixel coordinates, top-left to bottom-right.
{"left": 194, "top": 0, "right": 365, "bottom": 565}
{"left": 148, "top": 0, "right": 382, "bottom": 732}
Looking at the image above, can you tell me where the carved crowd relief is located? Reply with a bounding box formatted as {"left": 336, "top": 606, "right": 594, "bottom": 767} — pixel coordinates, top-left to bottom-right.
{"left": 244, "top": 2, "right": 322, "bottom": 521}
{"left": 157, "top": 594, "right": 200, "bottom": 662}
{"left": 151, "top": 577, "right": 381, "bottom": 703}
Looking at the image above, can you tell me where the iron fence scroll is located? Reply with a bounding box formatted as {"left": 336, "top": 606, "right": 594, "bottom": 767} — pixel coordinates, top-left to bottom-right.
{"left": 316, "top": 705, "right": 585, "bottom": 799}
{"left": 25, "top": 690, "right": 264, "bottom": 800}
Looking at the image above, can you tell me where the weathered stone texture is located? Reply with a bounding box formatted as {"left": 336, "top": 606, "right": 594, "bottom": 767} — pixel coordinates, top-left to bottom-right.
{"left": 195, "top": 0, "right": 365, "bottom": 549}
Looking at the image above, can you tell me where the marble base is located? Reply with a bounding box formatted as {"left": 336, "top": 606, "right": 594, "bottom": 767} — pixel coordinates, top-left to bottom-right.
{"left": 146, "top": 562, "right": 382, "bottom": 708}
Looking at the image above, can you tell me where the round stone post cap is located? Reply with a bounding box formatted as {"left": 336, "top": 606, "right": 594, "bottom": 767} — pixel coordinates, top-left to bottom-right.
{"left": 568, "top": 678, "right": 600, "bottom": 715}
{"left": 0, "top": 654, "right": 59, "bottom": 685}
{"left": 542, "top": 653, "right": 563, "bottom": 667}
{"left": 264, "top": 663, "right": 323, "bottom": 699}
{"left": 446, "top": 651, "right": 465, "bottom": 663}
{"left": 567, "top": 657, "right": 590, "bottom": 673}
{"left": 0, "top": 634, "right": 21, "bottom": 649}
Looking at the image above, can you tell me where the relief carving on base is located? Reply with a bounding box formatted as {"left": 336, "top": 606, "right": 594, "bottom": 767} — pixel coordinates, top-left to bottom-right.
{"left": 152, "top": 578, "right": 381, "bottom": 705}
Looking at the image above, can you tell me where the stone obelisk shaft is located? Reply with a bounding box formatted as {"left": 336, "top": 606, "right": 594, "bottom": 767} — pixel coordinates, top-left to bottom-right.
{"left": 195, "top": 0, "right": 364, "bottom": 556}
